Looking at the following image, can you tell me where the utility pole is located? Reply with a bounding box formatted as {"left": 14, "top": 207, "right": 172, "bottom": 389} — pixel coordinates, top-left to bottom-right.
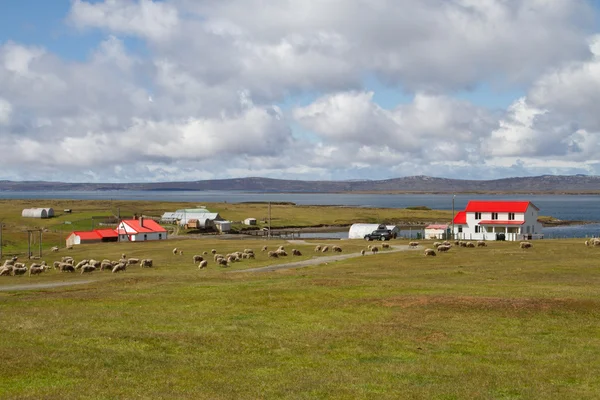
{"left": 452, "top": 194, "right": 456, "bottom": 240}
{"left": 39, "top": 230, "right": 42, "bottom": 258}
{"left": 0, "top": 222, "right": 3, "bottom": 260}
{"left": 268, "top": 202, "right": 271, "bottom": 240}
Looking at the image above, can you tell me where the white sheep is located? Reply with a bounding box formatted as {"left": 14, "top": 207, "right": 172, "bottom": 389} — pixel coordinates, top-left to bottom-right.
{"left": 127, "top": 258, "right": 140, "bottom": 265}
{"left": 520, "top": 241, "right": 532, "bottom": 249}
{"left": 424, "top": 248, "right": 436, "bottom": 256}
{"left": 437, "top": 245, "right": 451, "bottom": 252}
{"left": 51, "top": 246, "right": 59, "bottom": 252}
{"left": 112, "top": 263, "right": 127, "bottom": 273}
{"left": 332, "top": 246, "right": 342, "bottom": 253}
{"left": 409, "top": 241, "right": 419, "bottom": 248}
{"left": 13, "top": 266, "right": 28, "bottom": 276}
{"left": 75, "top": 260, "right": 89, "bottom": 270}
{"left": 360, "top": 250, "right": 365, "bottom": 256}
{"left": 211, "top": 249, "right": 217, "bottom": 254}
{"left": 321, "top": 246, "right": 329, "bottom": 253}
{"left": 477, "top": 241, "right": 487, "bottom": 247}
{"left": 141, "top": 259, "right": 153, "bottom": 268}
{"left": 172, "top": 248, "right": 178, "bottom": 255}
{"left": 292, "top": 249, "right": 302, "bottom": 256}
{"left": 261, "top": 246, "right": 268, "bottom": 252}
{"left": 80, "top": 265, "right": 96, "bottom": 274}
{"left": 29, "top": 264, "right": 45, "bottom": 275}
{"left": 59, "top": 263, "right": 75, "bottom": 272}
{"left": 268, "top": 251, "right": 278, "bottom": 258}
{"left": 314, "top": 245, "right": 321, "bottom": 252}
{"left": 198, "top": 260, "right": 208, "bottom": 269}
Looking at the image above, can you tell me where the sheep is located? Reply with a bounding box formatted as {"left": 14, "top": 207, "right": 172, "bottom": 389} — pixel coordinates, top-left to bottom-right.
{"left": 244, "top": 249, "right": 254, "bottom": 254}
{"left": 242, "top": 253, "right": 249, "bottom": 259}
{"left": 371, "top": 246, "right": 379, "bottom": 254}
{"left": 268, "top": 251, "right": 278, "bottom": 258}
{"left": 292, "top": 249, "right": 302, "bottom": 256}
{"left": 112, "top": 263, "right": 126, "bottom": 273}
{"left": 193, "top": 255, "right": 203, "bottom": 263}
{"left": 14, "top": 262, "right": 26, "bottom": 268}
{"left": 433, "top": 242, "right": 442, "bottom": 248}
{"left": 53, "top": 261, "right": 61, "bottom": 269}
{"left": 202, "top": 251, "right": 208, "bottom": 255}
{"left": 59, "top": 263, "right": 75, "bottom": 273}
{"left": 314, "top": 245, "right": 321, "bottom": 252}
{"left": 89, "top": 259, "right": 101, "bottom": 268}
{"left": 459, "top": 241, "right": 467, "bottom": 247}
{"left": 100, "top": 261, "right": 113, "bottom": 271}
{"left": 29, "top": 264, "right": 45, "bottom": 276}
{"left": 218, "top": 258, "right": 228, "bottom": 267}
{"left": 0, "top": 267, "right": 12, "bottom": 276}
{"left": 409, "top": 242, "right": 419, "bottom": 248}
{"left": 51, "top": 246, "right": 59, "bottom": 252}
{"left": 198, "top": 260, "right": 208, "bottom": 269}
{"left": 443, "top": 241, "right": 451, "bottom": 246}
{"left": 121, "top": 253, "right": 127, "bottom": 259}
{"left": 585, "top": 240, "right": 589, "bottom": 246}
{"left": 437, "top": 245, "right": 451, "bottom": 252}
{"left": 477, "top": 241, "right": 487, "bottom": 247}
{"left": 276, "top": 250, "right": 288, "bottom": 257}
{"left": 520, "top": 241, "right": 533, "bottom": 249}
{"left": 179, "top": 250, "right": 184, "bottom": 256}
{"left": 214, "top": 254, "right": 224, "bottom": 262}
{"left": 466, "top": 242, "right": 476, "bottom": 248}
{"left": 211, "top": 249, "right": 217, "bottom": 254}
{"left": 75, "top": 260, "right": 89, "bottom": 270}
{"left": 61, "top": 256, "right": 73, "bottom": 262}
{"left": 141, "top": 259, "right": 153, "bottom": 268}
{"left": 127, "top": 258, "right": 140, "bottom": 266}
{"left": 3, "top": 259, "right": 15, "bottom": 267}
{"left": 172, "top": 248, "right": 178, "bottom": 255}
{"left": 262, "top": 246, "right": 268, "bottom": 252}
{"left": 360, "top": 250, "right": 366, "bottom": 256}
{"left": 424, "top": 248, "right": 436, "bottom": 256}
{"left": 246, "top": 252, "right": 255, "bottom": 259}
{"left": 592, "top": 238, "right": 600, "bottom": 246}
{"left": 332, "top": 246, "right": 342, "bottom": 253}
{"left": 454, "top": 241, "right": 460, "bottom": 246}
{"left": 382, "top": 243, "right": 390, "bottom": 249}
{"left": 277, "top": 246, "right": 285, "bottom": 252}
{"left": 321, "top": 246, "right": 329, "bottom": 253}
{"left": 12, "top": 267, "right": 27, "bottom": 276}
{"left": 80, "top": 265, "right": 96, "bottom": 274}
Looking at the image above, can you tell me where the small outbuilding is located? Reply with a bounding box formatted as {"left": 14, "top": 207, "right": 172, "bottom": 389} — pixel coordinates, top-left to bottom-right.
{"left": 244, "top": 218, "right": 257, "bottom": 226}
{"left": 348, "top": 224, "right": 400, "bottom": 239}
{"left": 22, "top": 208, "right": 54, "bottom": 218}
{"left": 424, "top": 224, "right": 450, "bottom": 240}
{"left": 214, "top": 220, "right": 232, "bottom": 233}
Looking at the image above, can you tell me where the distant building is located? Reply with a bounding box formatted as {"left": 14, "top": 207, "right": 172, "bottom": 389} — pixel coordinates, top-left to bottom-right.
{"left": 244, "top": 218, "right": 257, "bottom": 226}
{"left": 453, "top": 200, "right": 543, "bottom": 241}
{"left": 116, "top": 217, "right": 167, "bottom": 242}
{"left": 66, "top": 229, "right": 118, "bottom": 247}
{"left": 214, "top": 220, "right": 232, "bottom": 233}
{"left": 424, "top": 224, "right": 449, "bottom": 240}
{"left": 161, "top": 208, "right": 224, "bottom": 229}
{"left": 22, "top": 208, "right": 54, "bottom": 218}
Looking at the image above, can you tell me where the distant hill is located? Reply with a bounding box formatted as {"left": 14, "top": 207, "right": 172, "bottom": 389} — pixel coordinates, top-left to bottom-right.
{"left": 2, "top": 175, "right": 600, "bottom": 193}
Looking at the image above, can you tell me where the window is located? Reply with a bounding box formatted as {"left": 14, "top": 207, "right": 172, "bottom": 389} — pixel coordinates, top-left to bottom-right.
{"left": 475, "top": 226, "right": 481, "bottom": 233}
{"left": 144, "top": 234, "right": 147, "bottom": 240}
{"left": 159, "top": 234, "right": 162, "bottom": 239}
{"left": 491, "top": 212, "right": 498, "bottom": 220}
{"left": 475, "top": 212, "right": 482, "bottom": 220}
{"left": 458, "top": 226, "right": 463, "bottom": 233}
{"left": 508, "top": 213, "right": 515, "bottom": 220}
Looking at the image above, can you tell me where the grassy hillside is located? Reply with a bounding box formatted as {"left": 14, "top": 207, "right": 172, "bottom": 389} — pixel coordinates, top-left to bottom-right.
{"left": 0, "top": 237, "right": 599, "bottom": 399}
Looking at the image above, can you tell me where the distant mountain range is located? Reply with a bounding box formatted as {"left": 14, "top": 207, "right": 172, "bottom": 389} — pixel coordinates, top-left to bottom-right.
{"left": 2, "top": 175, "right": 600, "bottom": 193}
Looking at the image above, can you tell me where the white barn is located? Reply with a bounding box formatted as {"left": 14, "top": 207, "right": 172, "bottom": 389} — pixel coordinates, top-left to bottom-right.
{"left": 116, "top": 217, "right": 167, "bottom": 242}
{"left": 161, "top": 209, "right": 223, "bottom": 228}
{"left": 348, "top": 224, "right": 399, "bottom": 239}
{"left": 424, "top": 224, "right": 449, "bottom": 240}
{"left": 453, "top": 200, "right": 543, "bottom": 241}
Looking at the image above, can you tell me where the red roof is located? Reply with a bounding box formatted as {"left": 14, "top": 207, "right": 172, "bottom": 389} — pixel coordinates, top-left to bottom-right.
{"left": 119, "top": 219, "right": 167, "bottom": 234}
{"left": 464, "top": 201, "right": 538, "bottom": 213}
{"left": 95, "top": 229, "right": 118, "bottom": 238}
{"left": 453, "top": 211, "right": 467, "bottom": 224}
{"left": 72, "top": 231, "right": 101, "bottom": 241}
{"left": 426, "top": 224, "right": 448, "bottom": 230}
{"left": 478, "top": 220, "right": 525, "bottom": 225}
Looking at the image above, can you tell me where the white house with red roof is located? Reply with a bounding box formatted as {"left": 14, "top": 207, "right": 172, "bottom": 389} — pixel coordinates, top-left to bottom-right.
{"left": 452, "top": 200, "right": 543, "bottom": 241}
{"left": 116, "top": 217, "right": 167, "bottom": 242}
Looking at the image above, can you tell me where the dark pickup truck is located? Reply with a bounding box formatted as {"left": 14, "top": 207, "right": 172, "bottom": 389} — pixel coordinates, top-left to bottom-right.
{"left": 364, "top": 228, "right": 393, "bottom": 241}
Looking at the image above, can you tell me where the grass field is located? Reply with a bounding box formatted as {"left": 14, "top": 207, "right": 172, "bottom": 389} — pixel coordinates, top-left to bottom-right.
{"left": 1, "top": 233, "right": 599, "bottom": 399}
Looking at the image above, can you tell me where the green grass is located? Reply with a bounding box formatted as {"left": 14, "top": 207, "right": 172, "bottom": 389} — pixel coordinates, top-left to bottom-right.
{"left": 1, "top": 237, "right": 600, "bottom": 399}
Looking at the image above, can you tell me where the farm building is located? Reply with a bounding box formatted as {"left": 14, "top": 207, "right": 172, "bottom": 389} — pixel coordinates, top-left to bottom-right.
{"left": 453, "top": 200, "right": 543, "bottom": 241}
{"left": 244, "top": 218, "right": 257, "bottom": 226}
{"left": 22, "top": 208, "right": 54, "bottom": 218}
{"left": 66, "top": 229, "right": 118, "bottom": 247}
{"left": 116, "top": 217, "right": 167, "bottom": 242}
{"left": 214, "top": 220, "right": 232, "bottom": 233}
{"left": 348, "top": 224, "right": 400, "bottom": 239}
{"left": 424, "top": 224, "right": 449, "bottom": 240}
{"left": 161, "top": 208, "right": 224, "bottom": 228}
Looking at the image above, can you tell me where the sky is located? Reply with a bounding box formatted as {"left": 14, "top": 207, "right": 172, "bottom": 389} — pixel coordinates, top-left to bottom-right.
{"left": 1, "top": 0, "right": 600, "bottom": 183}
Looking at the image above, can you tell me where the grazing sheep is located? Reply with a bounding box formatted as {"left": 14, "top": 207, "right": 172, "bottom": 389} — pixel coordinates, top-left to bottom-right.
{"left": 382, "top": 243, "right": 390, "bottom": 249}
{"left": 0, "top": 267, "right": 12, "bottom": 276}
{"left": 81, "top": 265, "right": 96, "bottom": 274}
{"left": 214, "top": 254, "right": 224, "bottom": 262}
{"left": 262, "top": 246, "right": 268, "bottom": 252}
{"left": 314, "top": 245, "right": 321, "bottom": 252}
{"left": 247, "top": 253, "right": 255, "bottom": 259}
{"left": 244, "top": 249, "right": 254, "bottom": 254}
{"left": 276, "top": 250, "right": 288, "bottom": 257}
{"left": 443, "top": 241, "right": 451, "bottom": 246}
{"left": 53, "top": 261, "right": 61, "bottom": 269}
{"left": 51, "top": 246, "right": 59, "bottom": 252}
{"left": 409, "top": 242, "right": 419, "bottom": 248}
{"left": 592, "top": 238, "right": 600, "bottom": 246}
{"left": 520, "top": 241, "right": 533, "bottom": 249}
{"left": 321, "top": 246, "right": 329, "bottom": 253}
{"left": 3, "top": 259, "right": 15, "bottom": 267}
{"left": 268, "top": 251, "right": 278, "bottom": 258}
{"left": 75, "top": 260, "right": 89, "bottom": 270}
{"left": 292, "top": 249, "right": 302, "bottom": 256}
{"left": 277, "top": 246, "right": 285, "bottom": 252}
{"left": 477, "top": 241, "right": 487, "bottom": 247}
{"left": 121, "top": 254, "right": 126, "bottom": 259}
{"left": 360, "top": 250, "right": 365, "bottom": 256}
{"left": 198, "top": 260, "right": 208, "bottom": 269}
{"left": 61, "top": 256, "right": 73, "bottom": 262}
{"left": 242, "top": 253, "right": 249, "bottom": 259}
{"left": 466, "top": 242, "right": 476, "bottom": 248}
{"left": 14, "top": 262, "right": 26, "bottom": 268}
{"left": 112, "top": 263, "right": 126, "bottom": 273}
{"left": 437, "top": 245, "right": 451, "bottom": 252}
{"left": 332, "top": 246, "right": 342, "bottom": 253}
{"left": 202, "top": 251, "right": 208, "bottom": 255}
{"left": 89, "top": 259, "right": 101, "bottom": 268}
{"left": 424, "top": 248, "right": 436, "bottom": 256}
{"left": 179, "top": 250, "right": 183, "bottom": 256}
{"left": 433, "top": 242, "right": 442, "bottom": 248}
{"left": 459, "top": 241, "right": 467, "bottom": 248}
{"left": 12, "top": 267, "right": 27, "bottom": 276}
{"left": 127, "top": 258, "right": 140, "bottom": 266}
{"left": 218, "top": 258, "right": 228, "bottom": 267}
{"left": 172, "top": 248, "right": 178, "bottom": 255}
{"left": 100, "top": 261, "right": 113, "bottom": 271}
{"left": 226, "top": 256, "right": 235, "bottom": 264}
{"left": 211, "top": 249, "right": 217, "bottom": 254}
{"left": 371, "top": 246, "right": 379, "bottom": 254}
{"left": 585, "top": 240, "right": 589, "bottom": 246}
{"left": 141, "top": 259, "right": 153, "bottom": 268}
{"left": 29, "top": 264, "right": 45, "bottom": 275}
{"left": 59, "top": 263, "right": 75, "bottom": 273}
{"left": 454, "top": 241, "right": 460, "bottom": 246}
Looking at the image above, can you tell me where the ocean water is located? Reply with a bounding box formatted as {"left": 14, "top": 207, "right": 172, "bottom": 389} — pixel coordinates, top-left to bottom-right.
{"left": 1, "top": 190, "right": 599, "bottom": 238}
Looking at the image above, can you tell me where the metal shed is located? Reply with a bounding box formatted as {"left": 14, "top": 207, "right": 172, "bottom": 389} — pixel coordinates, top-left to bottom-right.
{"left": 22, "top": 208, "right": 54, "bottom": 218}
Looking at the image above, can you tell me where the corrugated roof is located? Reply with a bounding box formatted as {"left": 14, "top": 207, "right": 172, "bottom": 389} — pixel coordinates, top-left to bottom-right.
{"left": 464, "top": 201, "right": 538, "bottom": 213}
{"left": 95, "top": 229, "right": 118, "bottom": 238}
{"left": 72, "top": 231, "right": 101, "bottom": 240}
{"left": 120, "top": 219, "right": 166, "bottom": 234}
{"left": 425, "top": 224, "right": 448, "bottom": 230}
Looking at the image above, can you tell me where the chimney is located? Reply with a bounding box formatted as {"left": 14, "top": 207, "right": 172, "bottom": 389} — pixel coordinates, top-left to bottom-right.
{"left": 139, "top": 216, "right": 144, "bottom": 227}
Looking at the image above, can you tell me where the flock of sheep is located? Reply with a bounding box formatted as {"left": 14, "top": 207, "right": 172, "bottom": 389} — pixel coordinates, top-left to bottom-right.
{"left": 417, "top": 240, "right": 534, "bottom": 257}
{"left": 0, "top": 253, "right": 153, "bottom": 277}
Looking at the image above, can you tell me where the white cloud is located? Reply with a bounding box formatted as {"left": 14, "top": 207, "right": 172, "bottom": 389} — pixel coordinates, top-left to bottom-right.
{"left": 0, "top": 97, "right": 12, "bottom": 125}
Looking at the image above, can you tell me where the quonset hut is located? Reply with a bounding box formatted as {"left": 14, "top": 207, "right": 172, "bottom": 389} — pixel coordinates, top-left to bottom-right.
{"left": 22, "top": 208, "right": 54, "bottom": 218}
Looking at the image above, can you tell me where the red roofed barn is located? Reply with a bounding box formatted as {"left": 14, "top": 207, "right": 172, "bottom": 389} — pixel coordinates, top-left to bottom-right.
{"left": 452, "top": 200, "right": 543, "bottom": 241}
{"left": 116, "top": 217, "right": 167, "bottom": 242}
